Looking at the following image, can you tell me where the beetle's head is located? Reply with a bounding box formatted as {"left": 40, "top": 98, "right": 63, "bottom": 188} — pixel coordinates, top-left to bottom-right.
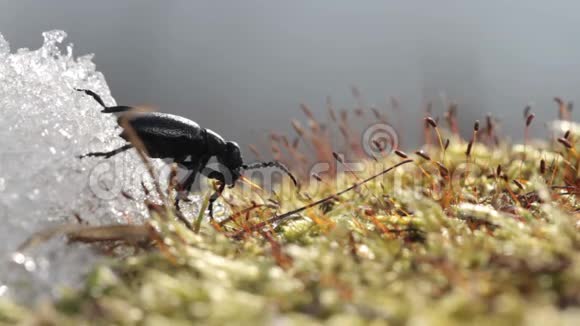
{"left": 219, "top": 141, "right": 243, "bottom": 186}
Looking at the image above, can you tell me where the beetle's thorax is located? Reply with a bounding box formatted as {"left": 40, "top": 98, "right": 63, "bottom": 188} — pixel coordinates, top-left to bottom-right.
{"left": 203, "top": 128, "right": 227, "bottom": 157}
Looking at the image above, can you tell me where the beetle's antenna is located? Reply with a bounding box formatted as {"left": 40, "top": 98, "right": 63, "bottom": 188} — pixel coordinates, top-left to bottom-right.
{"left": 241, "top": 161, "right": 300, "bottom": 188}
{"left": 230, "top": 159, "right": 413, "bottom": 239}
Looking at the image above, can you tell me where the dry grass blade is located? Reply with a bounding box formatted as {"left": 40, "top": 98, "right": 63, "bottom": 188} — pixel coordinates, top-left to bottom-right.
{"left": 17, "top": 224, "right": 151, "bottom": 252}
{"left": 230, "top": 159, "right": 413, "bottom": 239}
{"left": 118, "top": 111, "right": 166, "bottom": 204}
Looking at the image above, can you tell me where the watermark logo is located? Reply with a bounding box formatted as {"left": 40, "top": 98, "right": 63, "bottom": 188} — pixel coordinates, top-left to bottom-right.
{"left": 361, "top": 122, "right": 399, "bottom": 159}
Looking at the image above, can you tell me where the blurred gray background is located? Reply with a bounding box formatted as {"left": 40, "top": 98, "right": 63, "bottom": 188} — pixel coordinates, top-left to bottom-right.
{"left": 1, "top": 0, "right": 579, "bottom": 152}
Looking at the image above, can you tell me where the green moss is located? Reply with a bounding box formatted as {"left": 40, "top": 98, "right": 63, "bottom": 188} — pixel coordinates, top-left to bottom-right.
{"left": 3, "top": 127, "right": 580, "bottom": 325}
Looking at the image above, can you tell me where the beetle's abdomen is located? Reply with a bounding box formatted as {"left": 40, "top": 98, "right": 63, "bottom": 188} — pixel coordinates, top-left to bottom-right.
{"left": 119, "top": 112, "right": 205, "bottom": 159}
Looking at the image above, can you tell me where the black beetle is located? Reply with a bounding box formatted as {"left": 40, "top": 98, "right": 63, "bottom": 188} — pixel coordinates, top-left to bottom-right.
{"left": 76, "top": 89, "right": 298, "bottom": 219}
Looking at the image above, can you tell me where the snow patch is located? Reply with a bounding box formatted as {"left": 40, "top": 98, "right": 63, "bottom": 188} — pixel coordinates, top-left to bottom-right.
{"left": 0, "top": 30, "right": 152, "bottom": 303}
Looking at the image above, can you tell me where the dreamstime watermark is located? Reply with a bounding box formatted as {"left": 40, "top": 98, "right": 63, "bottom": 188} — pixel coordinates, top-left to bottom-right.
{"left": 83, "top": 122, "right": 488, "bottom": 204}
{"left": 361, "top": 122, "right": 399, "bottom": 158}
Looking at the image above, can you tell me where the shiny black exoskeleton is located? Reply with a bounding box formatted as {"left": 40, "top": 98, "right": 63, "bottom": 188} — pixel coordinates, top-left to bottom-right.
{"left": 77, "top": 89, "right": 298, "bottom": 219}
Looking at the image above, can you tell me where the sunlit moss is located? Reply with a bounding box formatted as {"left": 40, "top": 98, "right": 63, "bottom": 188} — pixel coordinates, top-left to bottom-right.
{"left": 2, "top": 122, "right": 580, "bottom": 325}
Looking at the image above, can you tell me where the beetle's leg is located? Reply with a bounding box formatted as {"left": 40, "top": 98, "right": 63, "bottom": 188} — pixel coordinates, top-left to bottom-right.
{"left": 76, "top": 89, "right": 106, "bottom": 108}
{"left": 208, "top": 181, "right": 226, "bottom": 220}
{"left": 101, "top": 105, "right": 134, "bottom": 113}
{"left": 200, "top": 167, "right": 227, "bottom": 220}
{"left": 202, "top": 169, "right": 224, "bottom": 181}
{"left": 174, "top": 162, "right": 201, "bottom": 209}
{"left": 76, "top": 89, "right": 133, "bottom": 113}
{"left": 78, "top": 144, "right": 133, "bottom": 159}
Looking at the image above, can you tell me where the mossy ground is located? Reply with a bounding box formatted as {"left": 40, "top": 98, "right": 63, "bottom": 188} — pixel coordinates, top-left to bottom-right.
{"left": 1, "top": 117, "right": 579, "bottom": 325}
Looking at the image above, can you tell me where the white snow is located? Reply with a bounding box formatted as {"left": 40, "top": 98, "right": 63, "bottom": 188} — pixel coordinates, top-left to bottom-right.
{"left": 0, "top": 31, "right": 156, "bottom": 303}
